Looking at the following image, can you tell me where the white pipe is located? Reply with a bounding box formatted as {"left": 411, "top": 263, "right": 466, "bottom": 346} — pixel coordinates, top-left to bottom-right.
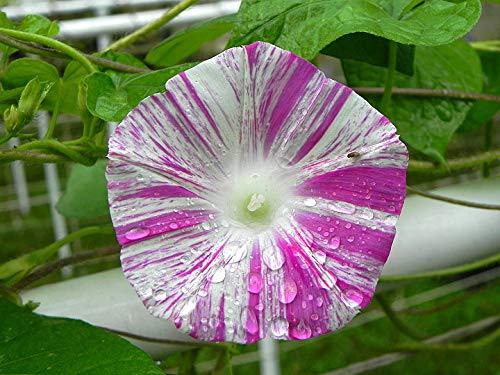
{"left": 36, "top": 113, "right": 72, "bottom": 277}
{"left": 3, "top": 0, "right": 178, "bottom": 19}
{"left": 21, "top": 177, "right": 500, "bottom": 358}
{"left": 259, "top": 338, "right": 280, "bottom": 375}
{"left": 55, "top": 1, "right": 240, "bottom": 39}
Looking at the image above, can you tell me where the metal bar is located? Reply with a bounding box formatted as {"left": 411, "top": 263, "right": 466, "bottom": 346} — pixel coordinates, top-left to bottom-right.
{"left": 36, "top": 113, "right": 72, "bottom": 277}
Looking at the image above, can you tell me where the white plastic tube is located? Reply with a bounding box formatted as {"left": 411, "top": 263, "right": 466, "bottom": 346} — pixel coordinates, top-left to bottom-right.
{"left": 22, "top": 177, "right": 500, "bottom": 359}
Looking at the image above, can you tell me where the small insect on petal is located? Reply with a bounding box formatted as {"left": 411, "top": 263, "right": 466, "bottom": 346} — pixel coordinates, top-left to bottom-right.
{"left": 347, "top": 151, "right": 361, "bottom": 158}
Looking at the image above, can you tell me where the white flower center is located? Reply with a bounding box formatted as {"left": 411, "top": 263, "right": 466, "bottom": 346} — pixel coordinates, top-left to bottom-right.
{"left": 219, "top": 163, "right": 291, "bottom": 230}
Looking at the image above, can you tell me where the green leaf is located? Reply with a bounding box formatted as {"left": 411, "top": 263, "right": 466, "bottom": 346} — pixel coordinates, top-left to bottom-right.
{"left": 58, "top": 61, "right": 90, "bottom": 115}
{"left": 1, "top": 58, "right": 61, "bottom": 111}
{"left": 321, "top": 33, "right": 416, "bottom": 75}
{"left": 97, "top": 50, "right": 150, "bottom": 71}
{"left": 56, "top": 160, "right": 110, "bottom": 220}
{"left": 459, "top": 50, "right": 500, "bottom": 132}
{"left": 146, "top": 14, "right": 235, "bottom": 67}
{"left": 0, "top": 12, "right": 59, "bottom": 61}
{"left": 343, "top": 40, "right": 482, "bottom": 161}
{"left": 85, "top": 63, "right": 197, "bottom": 122}
{"left": 228, "top": 0, "right": 481, "bottom": 61}
{"left": 0, "top": 298, "right": 164, "bottom": 375}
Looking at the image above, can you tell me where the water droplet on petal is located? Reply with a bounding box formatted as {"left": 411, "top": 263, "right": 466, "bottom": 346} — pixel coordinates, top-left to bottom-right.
{"left": 255, "top": 303, "right": 264, "bottom": 311}
{"left": 345, "top": 222, "right": 352, "bottom": 229}
{"left": 278, "top": 278, "right": 297, "bottom": 304}
{"left": 328, "top": 236, "right": 340, "bottom": 249}
{"left": 270, "top": 317, "right": 289, "bottom": 338}
{"left": 210, "top": 268, "right": 226, "bottom": 283}
{"left": 311, "top": 313, "right": 319, "bottom": 321}
{"left": 303, "top": 198, "right": 317, "bottom": 207}
{"left": 223, "top": 241, "right": 247, "bottom": 264}
{"left": 343, "top": 288, "right": 363, "bottom": 308}
{"left": 313, "top": 250, "right": 326, "bottom": 264}
{"left": 248, "top": 272, "right": 263, "bottom": 293}
{"left": 245, "top": 309, "right": 259, "bottom": 334}
{"left": 358, "top": 208, "right": 374, "bottom": 220}
{"left": 347, "top": 236, "right": 354, "bottom": 243}
{"left": 316, "top": 296, "right": 324, "bottom": 307}
{"left": 125, "top": 227, "right": 150, "bottom": 240}
{"left": 153, "top": 289, "right": 166, "bottom": 302}
{"left": 169, "top": 222, "right": 179, "bottom": 230}
{"left": 179, "top": 298, "right": 196, "bottom": 316}
{"left": 197, "top": 289, "right": 208, "bottom": 297}
{"left": 328, "top": 201, "right": 355, "bottom": 214}
{"left": 201, "top": 222, "right": 211, "bottom": 230}
{"left": 385, "top": 215, "right": 398, "bottom": 226}
{"left": 290, "top": 320, "right": 312, "bottom": 340}
{"left": 262, "top": 246, "right": 285, "bottom": 270}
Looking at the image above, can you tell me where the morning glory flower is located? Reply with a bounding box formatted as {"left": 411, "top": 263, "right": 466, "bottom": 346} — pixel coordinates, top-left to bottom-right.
{"left": 106, "top": 41, "right": 408, "bottom": 343}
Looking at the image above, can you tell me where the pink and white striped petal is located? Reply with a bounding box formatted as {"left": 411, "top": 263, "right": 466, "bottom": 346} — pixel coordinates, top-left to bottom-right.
{"left": 107, "top": 41, "right": 408, "bottom": 343}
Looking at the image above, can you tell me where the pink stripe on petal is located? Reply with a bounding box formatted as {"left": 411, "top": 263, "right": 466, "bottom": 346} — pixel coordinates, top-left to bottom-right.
{"left": 296, "top": 166, "right": 407, "bottom": 215}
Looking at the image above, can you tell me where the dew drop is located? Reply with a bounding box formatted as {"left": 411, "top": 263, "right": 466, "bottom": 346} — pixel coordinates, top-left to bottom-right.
{"left": 270, "top": 317, "right": 289, "bottom": 338}
{"left": 345, "top": 222, "right": 352, "bottom": 229}
{"left": 153, "top": 289, "right": 167, "bottom": 302}
{"left": 347, "top": 236, "right": 354, "bottom": 243}
{"left": 290, "top": 320, "right": 312, "bottom": 340}
{"left": 209, "top": 268, "right": 226, "bottom": 283}
{"left": 277, "top": 278, "right": 297, "bottom": 304}
{"left": 248, "top": 272, "right": 263, "bottom": 293}
{"left": 385, "top": 215, "right": 398, "bottom": 226}
{"left": 311, "top": 313, "right": 319, "bottom": 321}
{"left": 313, "top": 250, "right": 327, "bottom": 264}
{"left": 245, "top": 309, "right": 259, "bottom": 334}
{"left": 179, "top": 298, "right": 196, "bottom": 316}
{"left": 197, "top": 289, "right": 208, "bottom": 297}
{"left": 201, "top": 222, "right": 211, "bottom": 230}
{"left": 255, "top": 303, "right": 264, "bottom": 311}
{"left": 328, "top": 236, "right": 341, "bottom": 250}
{"left": 303, "top": 198, "right": 317, "bottom": 207}
{"left": 316, "top": 296, "right": 324, "bottom": 307}
{"left": 169, "top": 222, "right": 179, "bottom": 230}
{"left": 358, "top": 208, "right": 374, "bottom": 220}
{"left": 343, "top": 289, "right": 363, "bottom": 308}
{"left": 223, "top": 241, "right": 247, "bottom": 264}
{"left": 262, "top": 246, "right": 285, "bottom": 270}
{"left": 328, "top": 201, "right": 355, "bottom": 214}
{"left": 125, "top": 227, "right": 150, "bottom": 241}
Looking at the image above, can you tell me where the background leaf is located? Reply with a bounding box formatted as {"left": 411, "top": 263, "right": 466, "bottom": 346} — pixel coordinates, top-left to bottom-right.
{"left": 0, "top": 298, "right": 164, "bottom": 375}
{"left": 146, "top": 14, "right": 235, "bottom": 67}
{"left": 56, "top": 160, "right": 110, "bottom": 220}
{"left": 342, "top": 40, "right": 482, "bottom": 161}
{"left": 85, "top": 63, "right": 197, "bottom": 122}
{"left": 321, "top": 32, "right": 416, "bottom": 75}
{"left": 459, "top": 50, "right": 500, "bottom": 132}
{"left": 1, "top": 58, "right": 61, "bottom": 111}
{"left": 0, "top": 12, "right": 59, "bottom": 61}
{"left": 228, "top": 0, "right": 481, "bottom": 61}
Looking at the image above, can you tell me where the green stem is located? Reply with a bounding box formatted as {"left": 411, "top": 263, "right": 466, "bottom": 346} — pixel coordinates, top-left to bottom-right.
{"left": 406, "top": 185, "right": 500, "bottom": 210}
{"left": 483, "top": 120, "right": 493, "bottom": 178}
{"left": 0, "top": 225, "right": 114, "bottom": 286}
{"left": 380, "top": 252, "right": 500, "bottom": 283}
{"left": 376, "top": 294, "right": 426, "bottom": 341}
{"left": 380, "top": 41, "right": 398, "bottom": 114}
{"left": 44, "top": 83, "right": 62, "bottom": 139}
{"left": 107, "top": 0, "right": 200, "bottom": 51}
{"left": 18, "top": 139, "right": 95, "bottom": 165}
{"left": 0, "top": 34, "right": 149, "bottom": 73}
{"left": 392, "top": 323, "right": 500, "bottom": 352}
{"left": 0, "top": 28, "right": 96, "bottom": 73}
{"left": 470, "top": 40, "right": 500, "bottom": 53}
{"left": 212, "top": 347, "right": 232, "bottom": 375}
{"left": 408, "top": 149, "right": 500, "bottom": 173}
